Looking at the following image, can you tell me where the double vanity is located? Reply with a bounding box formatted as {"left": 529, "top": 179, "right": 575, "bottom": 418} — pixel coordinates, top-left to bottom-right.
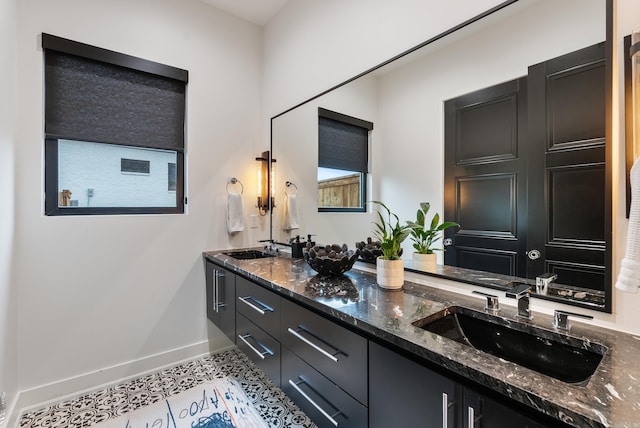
{"left": 203, "top": 249, "right": 640, "bottom": 428}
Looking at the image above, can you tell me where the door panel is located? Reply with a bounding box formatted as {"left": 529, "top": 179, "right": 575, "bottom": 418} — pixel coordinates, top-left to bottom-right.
{"left": 528, "top": 42, "right": 606, "bottom": 288}
{"left": 445, "top": 42, "right": 605, "bottom": 292}
{"left": 444, "top": 78, "right": 527, "bottom": 277}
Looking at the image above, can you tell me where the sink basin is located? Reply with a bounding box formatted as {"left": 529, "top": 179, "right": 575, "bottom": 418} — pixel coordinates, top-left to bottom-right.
{"left": 412, "top": 306, "right": 606, "bottom": 385}
{"left": 223, "top": 250, "right": 274, "bottom": 260}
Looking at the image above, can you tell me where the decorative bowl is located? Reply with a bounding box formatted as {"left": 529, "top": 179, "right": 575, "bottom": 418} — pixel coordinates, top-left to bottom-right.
{"left": 355, "top": 238, "right": 402, "bottom": 263}
{"left": 303, "top": 243, "right": 360, "bottom": 276}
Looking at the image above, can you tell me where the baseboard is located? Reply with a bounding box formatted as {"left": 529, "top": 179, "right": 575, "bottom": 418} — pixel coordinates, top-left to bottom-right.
{"left": 8, "top": 340, "right": 235, "bottom": 427}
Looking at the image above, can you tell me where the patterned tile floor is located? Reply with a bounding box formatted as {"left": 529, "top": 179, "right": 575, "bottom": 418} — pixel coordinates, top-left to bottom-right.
{"left": 19, "top": 348, "right": 316, "bottom": 428}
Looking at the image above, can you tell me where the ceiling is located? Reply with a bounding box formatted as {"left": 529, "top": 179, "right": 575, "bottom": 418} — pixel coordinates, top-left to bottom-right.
{"left": 198, "top": 0, "right": 289, "bottom": 26}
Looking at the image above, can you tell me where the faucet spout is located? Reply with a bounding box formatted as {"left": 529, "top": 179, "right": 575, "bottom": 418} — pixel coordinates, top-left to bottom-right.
{"left": 506, "top": 283, "right": 532, "bottom": 320}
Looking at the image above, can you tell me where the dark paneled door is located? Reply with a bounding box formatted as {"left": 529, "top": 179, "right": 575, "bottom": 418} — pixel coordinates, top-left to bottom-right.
{"left": 527, "top": 43, "right": 606, "bottom": 290}
{"left": 444, "top": 78, "right": 528, "bottom": 277}
{"left": 444, "top": 43, "right": 605, "bottom": 290}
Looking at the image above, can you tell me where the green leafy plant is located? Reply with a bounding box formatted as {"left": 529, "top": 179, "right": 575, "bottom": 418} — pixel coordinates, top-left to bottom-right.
{"left": 406, "top": 202, "right": 459, "bottom": 254}
{"left": 370, "top": 201, "right": 411, "bottom": 260}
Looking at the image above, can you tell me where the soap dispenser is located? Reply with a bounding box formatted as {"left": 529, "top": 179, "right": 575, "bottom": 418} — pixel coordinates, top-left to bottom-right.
{"left": 291, "top": 235, "right": 305, "bottom": 259}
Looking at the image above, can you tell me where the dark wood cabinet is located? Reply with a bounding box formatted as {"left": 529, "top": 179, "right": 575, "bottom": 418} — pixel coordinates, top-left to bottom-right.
{"left": 463, "top": 388, "right": 547, "bottom": 428}
{"left": 235, "top": 277, "right": 283, "bottom": 387}
{"left": 204, "top": 258, "right": 566, "bottom": 427}
{"left": 282, "top": 347, "right": 368, "bottom": 428}
{"left": 236, "top": 312, "right": 281, "bottom": 386}
{"left": 370, "top": 341, "right": 458, "bottom": 428}
{"left": 281, "top": 298, "right": 368, "bottom": 405}
{"left": 370, "top": 342, "right": 555, "bottom": 428}
{"left": 204, "top": 262, "right": 236, "bottom": 342}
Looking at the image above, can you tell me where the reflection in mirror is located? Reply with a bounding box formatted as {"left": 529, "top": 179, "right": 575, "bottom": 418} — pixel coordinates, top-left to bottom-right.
{"left": 271, "top": 0, "right": 610, "bottom": 311}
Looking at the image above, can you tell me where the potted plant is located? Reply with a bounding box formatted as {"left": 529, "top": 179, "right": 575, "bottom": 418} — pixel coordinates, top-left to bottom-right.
{"left": 370, "top": 201, "right": 411, "bottom": 290}
{"left": 406, "top": 202, "right": 459, "bottom": 269}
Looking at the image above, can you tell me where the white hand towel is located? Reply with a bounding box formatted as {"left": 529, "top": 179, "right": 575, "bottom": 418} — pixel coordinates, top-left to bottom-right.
{"left": 616, "top": 158, "right": 640, "bottom": 292}
{"left": 227, "top": 193, "right": 244, "bottom": 234}
{"left": 283, "top": 194, "right": 300, "bottom": 231}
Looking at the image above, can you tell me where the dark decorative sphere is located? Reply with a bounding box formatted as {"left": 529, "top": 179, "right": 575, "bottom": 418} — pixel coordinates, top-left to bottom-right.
{"left": 303, "top": 243, "right": 360, "bottom": 276}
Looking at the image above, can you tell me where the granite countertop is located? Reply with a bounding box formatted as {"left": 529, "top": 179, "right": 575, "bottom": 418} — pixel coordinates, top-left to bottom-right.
{"left": 203, "top": 250, "right": 640, "bottom": 428}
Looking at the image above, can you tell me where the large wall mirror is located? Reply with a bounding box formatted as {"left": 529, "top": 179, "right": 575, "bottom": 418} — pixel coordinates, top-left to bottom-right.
{"left": 271, "top": 0, "right": 612, "bottom": 312}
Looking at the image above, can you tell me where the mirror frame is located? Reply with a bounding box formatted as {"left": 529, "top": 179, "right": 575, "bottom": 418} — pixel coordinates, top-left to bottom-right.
{"left": 270, "top": 0, "right": 613, "bottom": 313}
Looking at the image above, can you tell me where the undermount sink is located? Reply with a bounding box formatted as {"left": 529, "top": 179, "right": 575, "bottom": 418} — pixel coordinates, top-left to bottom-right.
{"left": 412, "top": 306, "right": 606, "bottom": 385}
{"left": 223, "top": 250, "right": 274, "bottom": 260}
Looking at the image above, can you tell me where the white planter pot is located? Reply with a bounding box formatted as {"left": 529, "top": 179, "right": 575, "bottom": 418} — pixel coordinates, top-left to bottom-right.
{"left": 376, "top": 257, "right": 404, "bottom": 290}
{"left": 412, "top": 252, "right": 437, "bottom": 270}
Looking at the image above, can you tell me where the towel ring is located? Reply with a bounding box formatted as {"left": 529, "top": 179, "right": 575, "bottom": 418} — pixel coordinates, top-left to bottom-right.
{"left": 285, "top": 181, "right": 298, "bottom": 196}
{"left": 227, "top": 177, "right": 243, "bottom": 195}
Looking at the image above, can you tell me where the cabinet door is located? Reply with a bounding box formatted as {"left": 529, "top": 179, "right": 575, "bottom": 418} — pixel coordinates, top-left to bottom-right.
{"left": 204, "top": 262, "right": 236, "bottom": 341}
{"left": 463, "top": 388, "right": 547, "bottom": 428}
{"left": 369, "top": 342, "right": 458, "bottom": 428}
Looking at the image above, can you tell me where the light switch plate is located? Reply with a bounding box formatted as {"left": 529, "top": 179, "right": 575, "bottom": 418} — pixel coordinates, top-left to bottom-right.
{"left": 250, "top": 214, "right": 259, "bottom": 228}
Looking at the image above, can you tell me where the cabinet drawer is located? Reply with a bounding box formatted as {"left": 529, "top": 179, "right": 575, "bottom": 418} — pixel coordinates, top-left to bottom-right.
{"left": 236, "top": 313, "right": 281, "bottom": 387}
{"left": 281, "top": 298, "right": 367, "bottom": 405}
{"left": 236, "top": 276, "right": 281, "bottom": 339}
{"left": 282, "top": 348, "right": 367, "bottom": 428}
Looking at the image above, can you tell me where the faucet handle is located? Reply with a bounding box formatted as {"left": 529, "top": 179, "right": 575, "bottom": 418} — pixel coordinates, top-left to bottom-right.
{"left": 553, "top": 310, "right": 593, "bottom": 331}
{"left": 472, "top": 291, "right": 500, "bottom": 313}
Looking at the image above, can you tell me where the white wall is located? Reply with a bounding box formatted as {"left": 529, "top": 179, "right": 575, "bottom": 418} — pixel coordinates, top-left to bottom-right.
{"left": 264, "top": 0, "right": 640, "bottom": 334}
{"left": 12, "top": 0, "right": 265, "bottom": 411}
{"left": 0, "top": 0, "right": 18, "bottom": 419}
{"left": 262, "top": 0, "right": 506, "bottom": 120}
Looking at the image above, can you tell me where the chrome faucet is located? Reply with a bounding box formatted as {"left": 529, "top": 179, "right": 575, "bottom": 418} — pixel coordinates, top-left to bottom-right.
{"left": 553, "top": 310, "right": 593, "bottom": 331}
{"left": 506, "top": 283, "right": 532, "bottom": 320}
{"left": 472, "top": 290, "right": 500, "bottom": 313}
{"left": 536, "top": 272, "right": 557, "bottom": 295}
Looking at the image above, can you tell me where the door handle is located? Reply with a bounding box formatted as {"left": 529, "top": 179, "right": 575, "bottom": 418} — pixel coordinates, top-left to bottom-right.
{"left": 527, "top": 249, "right": 541, "bottom": 260}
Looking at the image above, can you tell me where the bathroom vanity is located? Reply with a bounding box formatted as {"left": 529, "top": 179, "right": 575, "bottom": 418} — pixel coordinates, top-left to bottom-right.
{"left": 203, "top": 250, "right": 639, "bottom": 428}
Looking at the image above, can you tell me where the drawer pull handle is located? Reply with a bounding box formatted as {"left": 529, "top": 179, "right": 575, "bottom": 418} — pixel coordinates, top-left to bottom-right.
{"left": 288, "top": 378, "right": 341, "bottom": 427}
{"left": 238, "top": 334, "right": 274, "bottom": 360}
{"left": 287, "top": 327, "right": 339, "bottom": 362}
{"left": 442, "top": 392, "right": 455, "bottom": 428}
{"left": 213, "top": 270, "right": 225, "bottom": 312}
{"left": 238, "top": 296, "right": 274, "bottom": 315}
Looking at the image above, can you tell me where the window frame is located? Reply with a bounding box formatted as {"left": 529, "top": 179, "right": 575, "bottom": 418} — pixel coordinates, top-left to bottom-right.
{"left": 42, "top": 33, "right": 188, "bottom": 216}
{"left": 45, "top": 138, "right": 185, "bottom": 215}
{"left": 317, "top": 108, "right": 372, "bottom": 213}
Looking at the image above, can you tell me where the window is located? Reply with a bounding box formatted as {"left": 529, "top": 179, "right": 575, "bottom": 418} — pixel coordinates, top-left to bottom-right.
{"left": 42, "top": 33, "right": 188, "bottom": 215}
{"left": 121, "top": 159, "right": 150, "bottom": 174}
{"left": 317, "top": 108, "right": 373, "bottom": 212}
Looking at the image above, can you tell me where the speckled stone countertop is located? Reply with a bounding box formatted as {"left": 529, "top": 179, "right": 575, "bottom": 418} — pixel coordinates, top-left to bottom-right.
{"left": 203, "top": 250, "right": 640, "bottom": 428}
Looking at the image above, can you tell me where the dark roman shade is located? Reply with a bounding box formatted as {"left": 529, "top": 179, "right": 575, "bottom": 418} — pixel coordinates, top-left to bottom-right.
{"left": 42, "top": 33, "right": 188, "bottom": 151}
{"left": 318, "top": 108, "right": 373, "bottom": 173}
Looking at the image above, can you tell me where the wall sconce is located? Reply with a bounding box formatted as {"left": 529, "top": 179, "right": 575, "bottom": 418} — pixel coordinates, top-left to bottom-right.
{"left": 256, "top": 150, "right": 276, "bottom": 215}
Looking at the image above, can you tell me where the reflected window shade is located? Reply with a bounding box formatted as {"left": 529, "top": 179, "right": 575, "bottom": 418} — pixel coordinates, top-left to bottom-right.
{"left": 44, "top": 50, "right": 186, "bottom": 151}
{"left": 318, "top": 117, "right": 369, "bottom": 173}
